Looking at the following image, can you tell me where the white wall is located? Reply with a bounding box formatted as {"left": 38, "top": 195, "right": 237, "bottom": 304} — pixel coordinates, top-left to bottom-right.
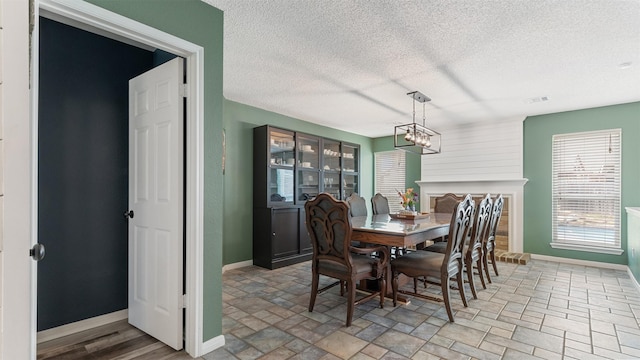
{"left": 421, "top": 118, "right": 524, "bottom": 181}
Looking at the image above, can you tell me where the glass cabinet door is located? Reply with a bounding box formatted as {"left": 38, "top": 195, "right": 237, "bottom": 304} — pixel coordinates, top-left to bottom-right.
{"left": 342, "top": 143, "right": 359, "bottom": 173}
{"left": 341, "top": 143, "right": 359, "bottom": 199}
{"left": 296, "top": 134, "right": 320, "bottom": 204}
{"left": 269, "top": 129, "right": 295, "bottom": 204}
{"left": 322, "top": 139, "right": 341, "bottom": 198}
{"left": 322, "top": 139, "right": 341, "bottom": 172}
{"left": 342, "top": 173, "right": 359, "bottom": 199}
{"left": 323, "top": 172, "right": 341, "bottom": 199}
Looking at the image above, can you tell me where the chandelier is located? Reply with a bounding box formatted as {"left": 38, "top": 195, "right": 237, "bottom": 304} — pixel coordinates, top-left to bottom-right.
{"left": 394, "top": 91, "right": 441, "bottom": 155}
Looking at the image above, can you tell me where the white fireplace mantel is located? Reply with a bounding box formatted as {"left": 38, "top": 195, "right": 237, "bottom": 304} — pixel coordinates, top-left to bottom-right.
{"left": 416, "top": 178, "right": 529, "bottom": 253}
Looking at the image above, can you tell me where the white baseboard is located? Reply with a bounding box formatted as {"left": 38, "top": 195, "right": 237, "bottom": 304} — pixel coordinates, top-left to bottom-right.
{"left": 530, "top": 254, "right": 640, "bottom": 294}
{"left": 222, "top": 260, "right": 253, "bottom": 273}
{"left": 37, "top": 309, "right": 128, "bottom": 344}
{"left": 530, "top": 254, "right": 628, "bottom": 270}
{"left": 628, "top": 267, "right": 640, "bottom": 294}
{"left": 200, "top": 334, "right": 225, "bottom": 355}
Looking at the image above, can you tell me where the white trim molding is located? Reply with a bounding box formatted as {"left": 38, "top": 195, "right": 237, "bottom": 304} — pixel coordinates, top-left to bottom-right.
{"left": 35, "top": 0, "right": 206, "bottom": 357}
{"left": 530, "top": 254, "right": 628, "bottom": 270}
{"left": 549, "top": 242, "right": 624, "bottom": 255}
{"left": 37, "top": 310, "right": 128, "bottom": 344}
{"left": 202, "top": 335, "right": 226, "bottom": 355}
{"left": 416, "top": 178, "right": 528, "bottom": 253}
{"left": 222, "top": 260, "right": 254, "bottom": 274}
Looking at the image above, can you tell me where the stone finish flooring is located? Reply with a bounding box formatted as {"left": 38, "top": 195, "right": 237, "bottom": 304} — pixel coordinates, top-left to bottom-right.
{"left": 205, "top": 259, "right": 640, "bottom": 360}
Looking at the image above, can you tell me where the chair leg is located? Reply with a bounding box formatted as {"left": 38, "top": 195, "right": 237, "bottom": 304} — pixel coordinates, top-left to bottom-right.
{"left": 378, "top": 273, "right": 386, "bottom": 309}
{"left": 456, "top": 272, "right": 468, "bottom": 307}
{"left": 483, "top": 250, "right": 493, "bottom": 284}
{"left": 441, "top": 275, "right": 454, "bottom": 322}
{"left": 490, "top": 250, "right": 499, "bottom": 276}
{"left": 392, "top": 272, "right": 398, "bottom": 307}
{"left": 346, "top": 280, "right": 356, "bottom": 327}
{"left": 309, "top": 271, "right": 319, "bottom": 312}
{"left": 466, "top": 260, "right": 478, "bottom": 300}
{"left": 476, "top": 258, "right": 486, "bottom": 289}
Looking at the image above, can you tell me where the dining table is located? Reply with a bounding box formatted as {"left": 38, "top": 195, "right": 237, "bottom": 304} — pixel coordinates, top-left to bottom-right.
{"left": 350, "top": 212, "right": 453, "bottom": 303}
{"left": 350, "top": 213, "right": 451, "bottom": 248}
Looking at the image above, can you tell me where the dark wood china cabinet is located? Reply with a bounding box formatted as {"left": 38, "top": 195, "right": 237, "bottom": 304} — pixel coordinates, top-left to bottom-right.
{"left": 253, "top": 125, "right": 360, "bottom": 269}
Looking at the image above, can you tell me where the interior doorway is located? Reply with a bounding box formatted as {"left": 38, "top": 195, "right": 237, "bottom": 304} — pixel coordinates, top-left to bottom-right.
{"left": 37, "top": 16, "right": 187, "bottom": 352}
{"left": 37, "top": 15, "right": 158, "bottom": 334}
{"left": 33, "top": 0, "right": 205, "bottom": 356}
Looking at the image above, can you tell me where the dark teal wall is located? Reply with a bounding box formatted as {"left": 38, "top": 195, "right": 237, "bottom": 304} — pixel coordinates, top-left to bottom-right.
{"left": 222, "top": 100, "right": 373, "bottom": 265}
{"left": 38, "top": 17, "right": 154, "bottom": 331}
{"left": 372, "top": 136, "right": 422, "bottom": 212}
{"left": 86, "top": 0, "right": 224, "bottom": 342}
{"left": 523, "top": 102, "right": 640, "bottom": 265}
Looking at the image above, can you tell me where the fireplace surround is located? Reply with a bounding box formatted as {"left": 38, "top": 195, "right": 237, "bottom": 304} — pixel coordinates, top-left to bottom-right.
{"left": 416, "top": 179, "right": 528, "bottom": 253}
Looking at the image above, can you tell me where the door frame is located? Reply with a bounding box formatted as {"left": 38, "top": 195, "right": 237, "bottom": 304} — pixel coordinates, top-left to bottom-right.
{"left": 33, "top": 0, "right": 205, "bottom": 356}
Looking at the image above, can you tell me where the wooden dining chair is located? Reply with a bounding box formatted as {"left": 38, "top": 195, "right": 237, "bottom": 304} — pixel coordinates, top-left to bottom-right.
{"left": 433, "top": 193, "right": 463, "bottom": 242}
{"left": 464, "top": 194, "right": 492, "bottom": 298}
{"left": 423, "top": 194, "right": 492, "bottom": 297}
{"left": 372, "top": 192, "right": 407, "bottom": 257}
{"left": 371, "top": 193, "right": 390, "bottom": 215}
{"left": 434, "top": 193, "right": 463, "bottom": 214}
{"left": 346, "top": 193, "right": 367, "bottom": 217}
{"left": 483, "top": 194, "right": 504, "bottom": 283}
{"left": 422, "top": 192, "right": 470, "bottom": 254}
{"left": 305, "top": 193, "right": 390, "bottom": 327}
{"left": 390, "top": 194, "right": 475, "bottom": 322}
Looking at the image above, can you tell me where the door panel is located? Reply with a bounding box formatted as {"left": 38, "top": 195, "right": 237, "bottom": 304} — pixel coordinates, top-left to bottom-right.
{"left": 128, "top": 57, "right": 184, "bottom": 350}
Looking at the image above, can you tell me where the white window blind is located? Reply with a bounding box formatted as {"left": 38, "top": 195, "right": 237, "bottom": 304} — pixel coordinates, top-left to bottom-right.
{"left": 551, "top": 129, "right": 622, "bottom": 254}
{"left": 375, "top": 150, "right": 405, "bottom": 213}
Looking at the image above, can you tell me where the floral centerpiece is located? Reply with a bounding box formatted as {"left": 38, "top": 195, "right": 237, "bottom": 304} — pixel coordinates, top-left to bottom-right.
{"left": 398, "top": 188, "right": 418, "bottom": 214}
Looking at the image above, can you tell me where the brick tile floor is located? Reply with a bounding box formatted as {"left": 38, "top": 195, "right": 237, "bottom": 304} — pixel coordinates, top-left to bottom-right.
{"left": 205, "top": 259, "right": 640, "bottom": 359}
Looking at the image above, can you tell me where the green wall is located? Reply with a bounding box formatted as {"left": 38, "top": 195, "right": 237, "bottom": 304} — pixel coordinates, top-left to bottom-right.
{"left": 372, "top": 136, "right": 423, "bottom": 212}
{"left": 222, "top": 100, "right": 374, "bottom": 265}
{"left": 523, "top": 102, "right": 640, "bottom": 264}
{"left": 86, "top": 0, "right": 224, "bottom": 342}
{"left": 628, "top": 210, "right": 640, "bottom": 282}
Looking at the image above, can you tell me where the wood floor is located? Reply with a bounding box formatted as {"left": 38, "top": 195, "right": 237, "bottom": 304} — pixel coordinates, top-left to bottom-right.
{"left": 37, "top": 320, "right": 201, "bottom": 360}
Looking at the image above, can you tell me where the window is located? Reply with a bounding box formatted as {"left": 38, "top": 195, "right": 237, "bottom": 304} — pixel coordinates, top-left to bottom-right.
{"left": 551, "top": 129, "right": 622, "bottom": 254}
{"left": 375, "top": 150, "right": 405, "bottom": 213}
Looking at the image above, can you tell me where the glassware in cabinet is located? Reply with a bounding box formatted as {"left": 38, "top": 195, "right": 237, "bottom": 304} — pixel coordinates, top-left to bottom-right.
{"left": 297, "top": 169, "right": 319, "bottom": 203}
{"left": 323, "top": 172, "right": 341, "bottom": 199}
{"left": 322, "top": 139, "right": 341, "bottom": 172}
{"left": 269, "top": 128, "right": 295, "bottom": 166}
{"left": 296, "top": 134, "right": 319, "bottom": 170}
{"left": 341, "top": 143, "right": 359, "bottom": 172}
{"left": 342, "top": 173, "right": 359, "bottom": 199}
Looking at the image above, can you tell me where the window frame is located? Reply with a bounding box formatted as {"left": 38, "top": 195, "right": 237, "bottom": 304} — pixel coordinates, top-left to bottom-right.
{"left": 374, "top": 150, "right": 406, "bottom": 214}
{"left": 550, "top": 128, "right": 623, "bottom": 255}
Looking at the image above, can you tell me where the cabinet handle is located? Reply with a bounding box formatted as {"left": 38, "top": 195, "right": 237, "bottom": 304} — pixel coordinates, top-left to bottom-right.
{"left": 272, "top": 232, "right": 276, "bottom": 236}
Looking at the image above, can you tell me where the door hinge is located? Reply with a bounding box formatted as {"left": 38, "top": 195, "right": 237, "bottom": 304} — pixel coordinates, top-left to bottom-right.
{"left": 179, "top": 83, "right": 188, "bottom": 98}
{"left": 181, "top": 293, "right": 187, "bottom": 308}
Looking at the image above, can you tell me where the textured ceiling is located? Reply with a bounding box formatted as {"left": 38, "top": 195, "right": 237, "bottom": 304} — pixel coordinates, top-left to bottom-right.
{"left": 204, "top": 0, "right": 640, "bottom": 138}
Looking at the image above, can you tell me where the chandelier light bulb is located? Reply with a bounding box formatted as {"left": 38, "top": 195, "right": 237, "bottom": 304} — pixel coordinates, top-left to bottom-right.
{"left": 425, "top": 136, "right": 432, "bottom": 148}
{"left": 404, "top": 129, "right": 411, "bottom": 141}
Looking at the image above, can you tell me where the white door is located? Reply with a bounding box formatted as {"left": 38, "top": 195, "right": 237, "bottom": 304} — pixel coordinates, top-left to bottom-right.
{"left": 128, "top": 58, "right": 184, "bottom": 350}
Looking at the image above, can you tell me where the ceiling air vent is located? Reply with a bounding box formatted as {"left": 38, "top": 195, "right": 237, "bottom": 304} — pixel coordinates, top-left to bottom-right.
{"left": 524, "top": 96, "right": 549, "bottom": 104}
